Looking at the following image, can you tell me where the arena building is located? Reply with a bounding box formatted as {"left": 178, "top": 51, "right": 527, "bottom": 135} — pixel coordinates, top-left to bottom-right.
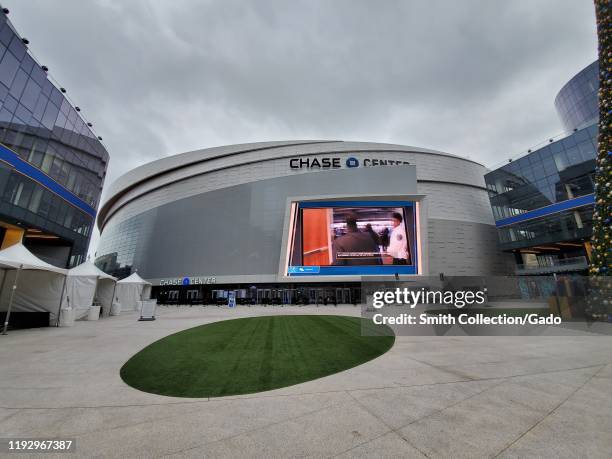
{"left": 95, "top": 141, "right": 510, "bottom": 305}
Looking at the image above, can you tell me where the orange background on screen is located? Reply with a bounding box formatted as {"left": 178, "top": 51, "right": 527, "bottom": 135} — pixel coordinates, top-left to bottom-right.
{"left": 302, "top": 208, "right": 331, "bottom": 266}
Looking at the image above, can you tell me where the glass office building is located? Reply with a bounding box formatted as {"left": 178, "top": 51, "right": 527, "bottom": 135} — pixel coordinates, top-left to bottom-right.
{"left": 485, "top": 61, "right": 598, "bottom": 275}
{"left": 0, "top": 9, "right": 109, "bottom": 267}
{"left": 554, "top": 61, "right": 599, "bottom": 132}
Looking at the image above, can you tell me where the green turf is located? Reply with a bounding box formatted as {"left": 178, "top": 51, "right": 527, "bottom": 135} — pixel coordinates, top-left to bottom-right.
{"left": 120, "top": 315, "right": 395, "bottom": 398}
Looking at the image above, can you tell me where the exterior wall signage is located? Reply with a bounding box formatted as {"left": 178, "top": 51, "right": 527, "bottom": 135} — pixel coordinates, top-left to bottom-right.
{"left": 289, "top": 156, "right": 410, "bottom": 170}
{"left": 159, "top": 276, "right": 217, "bottom": 286}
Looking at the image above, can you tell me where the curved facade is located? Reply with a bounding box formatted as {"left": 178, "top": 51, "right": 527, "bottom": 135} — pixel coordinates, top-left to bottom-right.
{"left": 96, "top": 140, "right": 510, "bottom": 289}
{"left": 554, "top": 60, "right": 599, "bottom": 132}
{"left": 0, "top": 10, "right": 108, "bottom": 267}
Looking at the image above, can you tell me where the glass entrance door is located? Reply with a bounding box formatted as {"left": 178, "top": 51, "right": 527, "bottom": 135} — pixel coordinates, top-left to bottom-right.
{"left": 282, "top": 289, "right": 296, "bottom": 305}
{"left": 257, "top": 289, "right": 271, "bottom": 304}
{"left": 335, "top": 288, "right": 350, "bottom": 304}
{"left": 186, "top": 289, "right": 200, "bottom": 305}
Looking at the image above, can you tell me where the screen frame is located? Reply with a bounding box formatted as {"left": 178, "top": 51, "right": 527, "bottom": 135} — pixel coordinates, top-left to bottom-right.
{"left": 286, "top": 200, "right": 419, "bottom": 276}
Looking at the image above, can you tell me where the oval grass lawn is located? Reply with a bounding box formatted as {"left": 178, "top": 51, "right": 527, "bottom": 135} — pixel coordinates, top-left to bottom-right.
{"left": 120, "top": 315, "right": 394, "bottom": 398}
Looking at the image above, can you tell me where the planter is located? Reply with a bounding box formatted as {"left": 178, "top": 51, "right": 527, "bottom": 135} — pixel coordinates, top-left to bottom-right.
{"left": 59, "top": 308, "right": 75, "bottom": 327}
{"left": 110, "top": 302, "right": 122, "bottom": 316}
{"left": 87, "top": 305, "right": 101, "bottom": 321}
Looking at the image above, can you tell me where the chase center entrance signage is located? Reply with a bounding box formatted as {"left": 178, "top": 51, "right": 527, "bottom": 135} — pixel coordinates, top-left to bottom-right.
{"left": 289, "top": 156, "right": 410, "bottom": 170}
{"left": 159, "top": 276, "right": 217, "bottom": 286}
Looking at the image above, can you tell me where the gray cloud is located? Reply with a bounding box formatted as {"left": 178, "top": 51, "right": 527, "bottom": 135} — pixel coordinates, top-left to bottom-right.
{"left": 1, "top": 0, "right": 598, "bottom": 252}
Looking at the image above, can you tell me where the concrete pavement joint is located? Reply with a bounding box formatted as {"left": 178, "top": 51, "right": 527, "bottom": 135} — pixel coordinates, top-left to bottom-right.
{"left": 492, "top": 364, "right": 607, "bottom": 458}
{"left": 2, "top": 307, "right": 612, "bottom": 457}
{"left": 153, "top": 396, "right": 356, "bottom": 458}
{"left": 401, "top": 354, "right": 479, "bottom": 381}
{"left": 331, "top": 374, "right": 523, "bottom": 459}
{"left": 393, "top": 377, "right": 510, "bottom": 432}
{"left": 336, "top": 390, "right": 432, "bottom": 458}
{"left": 0, "top": 363, "right": 606, "bottom": 411}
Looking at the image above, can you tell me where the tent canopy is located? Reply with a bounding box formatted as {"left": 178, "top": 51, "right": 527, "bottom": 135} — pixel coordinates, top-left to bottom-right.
{"left": 0, "top": 243, "right": 67, "bottom": 274}
{"left": 67, "top": 260, "right": 116, "bottom": 280}
{"left": 62, "top": 260, "right": 117, "bottom": 317}
{"left": 0, "top": 243, "right": 67, "bottom": 327}
{"left": 116, "top": 272, "right": 151, "bottom": 311}
{"left": 117, "top": 272, "right": 151, "bottom": 285}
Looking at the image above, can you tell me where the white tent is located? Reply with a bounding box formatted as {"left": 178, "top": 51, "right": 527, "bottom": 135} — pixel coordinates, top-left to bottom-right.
{"left": 61, "top": 260, "right": 117, "bottom": 319}
{"left": 0, "top": 243, "right": 68, "bottom": 332}
{"left": 115, "top": 272, "right": 152, "bottom": 312}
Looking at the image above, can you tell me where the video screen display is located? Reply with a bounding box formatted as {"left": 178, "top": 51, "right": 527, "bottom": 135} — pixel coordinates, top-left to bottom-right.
{"left": 287, "top": 201, "right": 418, "bottom": 275}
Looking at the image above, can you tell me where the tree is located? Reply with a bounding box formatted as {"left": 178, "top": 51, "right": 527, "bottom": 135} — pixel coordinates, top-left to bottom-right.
{"left": 589, "top": 1, "right": 612, "bottom": 320}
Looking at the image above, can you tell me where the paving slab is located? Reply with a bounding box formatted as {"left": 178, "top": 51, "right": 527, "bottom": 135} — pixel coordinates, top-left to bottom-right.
{"left": 0, "top": 306, "right": 611, "bottom": 458}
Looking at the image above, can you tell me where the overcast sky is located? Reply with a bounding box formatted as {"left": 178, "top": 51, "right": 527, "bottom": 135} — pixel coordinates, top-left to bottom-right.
{"left": 3, "top": 0, "right": 598, "bottom": 253}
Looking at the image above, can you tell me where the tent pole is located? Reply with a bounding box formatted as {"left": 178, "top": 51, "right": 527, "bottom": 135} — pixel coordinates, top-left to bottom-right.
{"left": 110, "top": 281, "right": 117, "bottom": 316}
{"left": 2, "top": 264, "right": 23, "bottom": 335}
{"left": 0, "top": 269, "right": 8, "bottom": 312}
{"left": 93, "top": 275, "right": 101, "bottom": 316}
{"left": 0, "top": 268, "right": 9, "bottom": 334}
{"left": 55, "top": 274, "right": 68, "bottom": 327}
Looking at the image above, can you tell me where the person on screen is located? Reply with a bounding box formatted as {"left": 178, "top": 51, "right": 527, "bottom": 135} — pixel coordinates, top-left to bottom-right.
{"left": 387, "top": 212, "right": 410, "bottom": 265}
{"left": 332, "top": 214, "right": 382, "bottom": 265}
{"left": 365, "top": 223, "right": 380, "bottom": 247}
{"left": 380, "top": 227, "right": 390, "bottom": 251}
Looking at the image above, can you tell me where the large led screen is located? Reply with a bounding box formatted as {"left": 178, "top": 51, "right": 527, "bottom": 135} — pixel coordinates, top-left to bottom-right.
{"left": 286, "top": 201, "right": 418, "bottom": 275}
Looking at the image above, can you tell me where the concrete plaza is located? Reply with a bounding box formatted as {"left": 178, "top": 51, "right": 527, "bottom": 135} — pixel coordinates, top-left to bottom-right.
{"left": 1, "top": 305, "right": 611, "bottom": 458}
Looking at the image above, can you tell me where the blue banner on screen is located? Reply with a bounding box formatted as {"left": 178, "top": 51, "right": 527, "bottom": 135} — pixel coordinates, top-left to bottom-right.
{"left": 286, "top": 200, "right": 418, "bottom": 276}
{"left": 288, "top": 266, "right": 321, "bottom": 274}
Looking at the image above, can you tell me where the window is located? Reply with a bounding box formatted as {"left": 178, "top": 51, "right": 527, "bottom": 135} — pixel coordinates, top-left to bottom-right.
{"left": 66, "top": 169, "right": 76, "bottom": 191}
{"left": 9, "top": 68, "right": 28, "bottom": 99}
{"left": 41, "top": 101, "right": 59, "bottom": 130}
{"left": 27, "top": 147, "right": 44, "bottom": 168}
{"left": 12, "top": 179, "right": 34, "bottom": 208}
{"left": 7, "top": 35, "right": 26, "bottom": 60}
{"left": 577, "top": 141, "right": 595, "bottom": 162}
{"left": 20, "top": 78, "right": 41, "bottom": 111}
{"left": 41, "top": 148, "right": 55, "bottom": 173}
{"left": 64, "top": 208, "right": 73, "bottom": 228}
{"left": 28, "top": 187, "right": 43, "bottom": 213}
{"left": 0, "top": 24, "right": 13, "bottom": 46}
{"left": 566, "top": 146, "right": 582, "bottom": 165}
{"left": 553, "top": 151, "right": 568, "bottom": 172}
{"left": 3, "top": 93, "right": 17, "bottom": 112}
{"left": 0, "top": 49, "right": 18, "bottom": 87}
{"left": 32, "top": 94, "right": 48, "bottom": 121}
{"left": 10, "top": 181, "right": 23, "bottom": 205}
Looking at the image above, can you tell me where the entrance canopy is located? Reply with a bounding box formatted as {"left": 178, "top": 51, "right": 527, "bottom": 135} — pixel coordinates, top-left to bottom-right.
{"left": 0, "top": 243, "right": 68, "bottom": 327}
{"left": 62, "top": 260, "right": 117, "bottom": 319}
{"left": 116, "top": 272, "right": 152, "bottom": 311}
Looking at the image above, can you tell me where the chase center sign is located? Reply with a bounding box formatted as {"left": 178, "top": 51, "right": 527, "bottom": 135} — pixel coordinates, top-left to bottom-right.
{"left": 159, "top": 276, "right": 217, "bottom": 286}
{"left": 289, "top": 156, "right": 410, "bottom": 169}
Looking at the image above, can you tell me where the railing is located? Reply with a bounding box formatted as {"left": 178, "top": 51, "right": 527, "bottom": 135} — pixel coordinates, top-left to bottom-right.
{"left": 515, "top": 256, "right": 588, "bottom": 275}
{"left": 486, "top": 121, "right": 595, "bottom": 171}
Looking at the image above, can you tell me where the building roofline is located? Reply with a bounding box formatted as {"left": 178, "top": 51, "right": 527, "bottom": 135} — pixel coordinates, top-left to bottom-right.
{"left": 98, "top": 140, "right": 484, "bottom": 229}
